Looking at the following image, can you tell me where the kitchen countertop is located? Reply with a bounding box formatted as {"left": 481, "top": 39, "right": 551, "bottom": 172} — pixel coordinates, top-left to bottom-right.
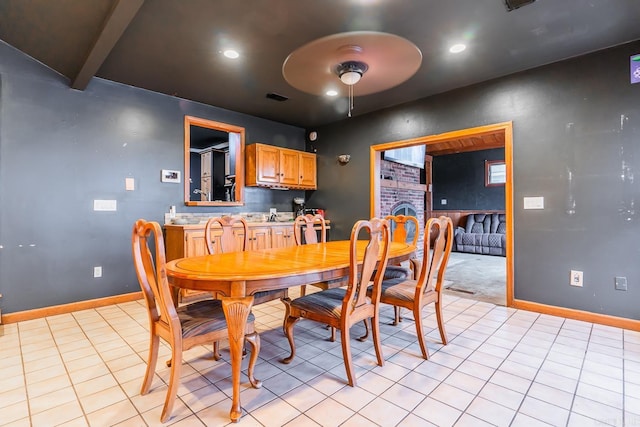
{"left": 164, "top": 220, "right": 330, "bottom": 228}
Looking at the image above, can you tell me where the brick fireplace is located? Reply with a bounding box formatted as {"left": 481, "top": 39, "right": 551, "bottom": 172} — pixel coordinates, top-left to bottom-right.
{"left": 380, "top": 160, "right": 425, "bottom": 256}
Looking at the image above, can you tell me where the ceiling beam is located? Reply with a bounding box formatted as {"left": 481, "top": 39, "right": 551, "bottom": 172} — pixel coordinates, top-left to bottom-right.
{"left": 71, "top": 0, "right": 145, "bottom": 90}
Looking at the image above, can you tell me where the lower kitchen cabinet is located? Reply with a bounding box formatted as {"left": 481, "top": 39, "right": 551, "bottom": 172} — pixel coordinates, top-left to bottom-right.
{"left": 248, "top": 226, "right": 272, "bottom": 250}
{"left": 270, "top": 224, "right": 295, "bottom": 248}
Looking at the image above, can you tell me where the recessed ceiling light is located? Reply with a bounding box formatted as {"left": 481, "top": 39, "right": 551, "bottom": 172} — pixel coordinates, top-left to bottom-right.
{"left": 449, "top": 44, "right": 466, "bottom": 54}
{"left": 326, "top": 89, "right": 338, "bottom": 97}
{"left": 223, "top": 49, "right": 240, "bottom": 59}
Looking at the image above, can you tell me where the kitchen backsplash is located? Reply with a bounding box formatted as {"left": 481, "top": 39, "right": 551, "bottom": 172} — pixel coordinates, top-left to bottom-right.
{"left": 164, "top": 211, "right": 295, "bottom": 225}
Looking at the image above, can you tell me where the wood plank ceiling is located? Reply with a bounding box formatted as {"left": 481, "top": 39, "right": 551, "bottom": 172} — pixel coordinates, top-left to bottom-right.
{"left": 425, "top": 131, "right": 505, "bottom": 156}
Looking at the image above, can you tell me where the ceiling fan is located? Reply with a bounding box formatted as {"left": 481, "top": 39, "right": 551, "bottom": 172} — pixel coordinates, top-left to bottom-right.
{"left": 282, "top": 31, "right": 422, "bottom": 117}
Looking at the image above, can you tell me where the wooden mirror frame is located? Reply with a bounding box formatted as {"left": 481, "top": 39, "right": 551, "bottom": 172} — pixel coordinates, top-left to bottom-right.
{"left": 184, "top": 116, "right": 245, "bottom": 206}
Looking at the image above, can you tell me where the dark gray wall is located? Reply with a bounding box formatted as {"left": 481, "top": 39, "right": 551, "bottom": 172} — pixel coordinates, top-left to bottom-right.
{"left": 0, "top": 41, "right": 305, "bottom": 313}
{"left": 308, "top": 40, "right": 640, "bottom": 320}
{"left": 433, "top": 148, "right": 505, "bottom": 210}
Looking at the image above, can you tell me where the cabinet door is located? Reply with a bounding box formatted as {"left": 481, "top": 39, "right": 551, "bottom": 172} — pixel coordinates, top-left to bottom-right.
{"left": 185, "top": 231, "right": 207, "bottom": 257}
{"left": 282, "top": 226, "right": 295, "bottom": 248}
{"left": 205, "top": 229, "right": 226, "bottom": 255}
{"left": 299, "top": 152, "right": 317, "bottom": 188}
{"left": 201, "top": 150, "right": 212, "bottom": 177}
{"left": 279, "top": 149, "right": 300, "bottom": 186}
{"left": 232, "top": 227, "right": 248, "bottom": 250}
{"left": 183, "top": 230, "right": 210, "bottom": 300}
{"left": 271, "top": 225, "right": 295, "bottom": 248}
{"left": 256, "top": 144, "right": 280, "bottom": 184}
{"left": 200, "top": 176, "right": 211, "bottom": 201}
{"left": 248, "top": 226, "right": 271, "bottom": 250}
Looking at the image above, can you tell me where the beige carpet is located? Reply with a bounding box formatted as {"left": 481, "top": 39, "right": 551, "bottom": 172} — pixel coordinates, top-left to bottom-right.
{"left": 442, "top": 251, "right": 506, "bottom": 306}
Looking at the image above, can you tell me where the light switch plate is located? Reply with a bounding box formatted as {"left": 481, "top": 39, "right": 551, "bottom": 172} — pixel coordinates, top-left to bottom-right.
{"left": 523, "top": 196, "right": 544, "bottom": 209}
{"left": 125, "top": 178, "right": 135, "bottom": 191}
{"left": 93, "top": 200, "right": 117, "bottom": 211}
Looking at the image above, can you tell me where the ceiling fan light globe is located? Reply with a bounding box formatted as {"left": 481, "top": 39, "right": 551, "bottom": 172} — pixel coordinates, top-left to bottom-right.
{"left": 223, "top": 49, "right": 240, "bottom": 59}
{"left": 340, "top": 71, "right": 362, "bottom": 85}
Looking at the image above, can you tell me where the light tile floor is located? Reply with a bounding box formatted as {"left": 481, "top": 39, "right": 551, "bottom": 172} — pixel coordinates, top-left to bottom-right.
{"left": 1, "top": 290, "right": 639, "bottom": 427}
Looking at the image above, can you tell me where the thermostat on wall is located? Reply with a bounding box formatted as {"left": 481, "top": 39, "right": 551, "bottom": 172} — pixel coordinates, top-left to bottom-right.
{"left": 161, "top": 169, "right": 181, "bottom": 183}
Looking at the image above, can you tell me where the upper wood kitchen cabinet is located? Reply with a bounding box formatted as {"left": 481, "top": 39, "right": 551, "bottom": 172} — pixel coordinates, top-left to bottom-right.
{"left": 298, "top": 151, "right": 316, "bottom": 188}
{"left": 246, "top": 143, "right": 317, "bottom": 189}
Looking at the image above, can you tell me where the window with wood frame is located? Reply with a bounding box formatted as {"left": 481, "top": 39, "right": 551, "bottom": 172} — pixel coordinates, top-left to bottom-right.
{"left": 485, "top": 160, "right": 506, "bottom": 186}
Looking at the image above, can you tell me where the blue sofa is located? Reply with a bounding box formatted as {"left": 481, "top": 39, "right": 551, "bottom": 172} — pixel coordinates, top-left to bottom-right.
{"left": 454, "top": 213, "right": 506, "bottom": 256}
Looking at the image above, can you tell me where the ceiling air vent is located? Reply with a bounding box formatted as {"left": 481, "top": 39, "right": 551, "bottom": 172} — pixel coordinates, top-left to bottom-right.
{"left": 505, "top": 0, "right": 536, "bottom": 11}
{"left": 266, "top": 92, "right": 289, "bottom": 102}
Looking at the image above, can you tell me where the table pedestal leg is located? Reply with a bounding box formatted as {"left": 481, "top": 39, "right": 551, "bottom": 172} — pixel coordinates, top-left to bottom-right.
{"left": 221, "top": 296, "right": 254, "bottom": 423}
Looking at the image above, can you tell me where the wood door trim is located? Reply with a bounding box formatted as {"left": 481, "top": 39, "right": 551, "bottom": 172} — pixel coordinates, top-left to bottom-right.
{"left": 370, "top": 121, "right": 639, "bottom": 331}
{"left": 369, "top": 121, "right": 514, "bottom": 306}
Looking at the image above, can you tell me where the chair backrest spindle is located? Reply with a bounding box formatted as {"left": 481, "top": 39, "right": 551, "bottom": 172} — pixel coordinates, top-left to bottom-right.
{"left": 132, "top": 220, "right": 180, "bottom": 342}
{"left": 294, "top": 214, "right": 327, "bottom": 245}
{"left": 345, "top": 217, "right": 390, "bottom": 314}
{"left": 204, "top": 216, "right": 249, "bottom": 254}
{"left": 416, "top": 216, "right": 453, "bottom": 293}
{"left": 385, "top": 214, "right": 419, "bottom": 246}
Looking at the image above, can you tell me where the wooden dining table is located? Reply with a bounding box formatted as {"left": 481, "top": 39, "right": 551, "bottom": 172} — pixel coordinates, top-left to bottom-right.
{"left": 165, "top": 239, "right": 415, "bottom": 423}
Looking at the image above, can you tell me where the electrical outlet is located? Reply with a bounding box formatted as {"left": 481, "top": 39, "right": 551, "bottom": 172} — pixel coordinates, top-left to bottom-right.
{"left": 269, "top": 208, "right": 277, "bottom": 215}
{"left": 93, "top": 266, "right": 102, "bottom": 278}
{"left": 570, "top": 270, "right": 583, "bottom": 287}
{"left": 615, "top": 276, "right": 627, "bottom": 291}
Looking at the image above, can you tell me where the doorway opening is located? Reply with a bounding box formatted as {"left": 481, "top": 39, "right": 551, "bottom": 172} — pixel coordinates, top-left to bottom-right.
{"left": 370, "top": 122, "right": 514, "bottom": 306}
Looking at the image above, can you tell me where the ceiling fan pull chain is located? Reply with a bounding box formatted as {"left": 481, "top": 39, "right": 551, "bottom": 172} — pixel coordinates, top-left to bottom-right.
{"left": 348, "top": 84, "right": 354, "bottom": 118}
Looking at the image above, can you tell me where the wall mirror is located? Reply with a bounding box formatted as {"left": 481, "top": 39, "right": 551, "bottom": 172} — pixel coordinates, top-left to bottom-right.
{"left": 184, "top": 116, "right": 245, "bottom": 206}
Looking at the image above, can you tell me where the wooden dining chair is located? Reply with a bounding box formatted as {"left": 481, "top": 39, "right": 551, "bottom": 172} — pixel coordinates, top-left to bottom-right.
{"left": 294, "top": 213, "right": 327, "bottom": 245}
{"left": 204, "top": 215, "right": 248, "bottom": 254}
{"left": 294, "top": 213, "right": 347, "bottom": 340}
{"left": 384, "top": 214, "right": 420, "bottom": 325}
{"left": 205, "top": 215, "right": 288, "bottom": 306}
{"left": 359, "top": 214, "right": 421, "bottom": 342}
{"left": 281, "top": 217, "right": 391, "bottom": 386}
{"left": 294, "top": 214, "right": 328, "bottom": 297}
{"left": 132, "top": 219, "right": 261, "bottom": 423}
{"left": 374, "top": 215, "right": 453, "bottom": 359}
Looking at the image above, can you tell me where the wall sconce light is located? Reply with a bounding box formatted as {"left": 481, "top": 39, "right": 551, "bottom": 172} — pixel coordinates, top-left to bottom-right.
{"left": 337, "top": 154, "right": 351, "bottom": 164}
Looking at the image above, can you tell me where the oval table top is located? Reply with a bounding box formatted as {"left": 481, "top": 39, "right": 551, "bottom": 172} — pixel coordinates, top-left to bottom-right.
{"left": 166, "top": 240, "right": 415, "bottom": 287}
